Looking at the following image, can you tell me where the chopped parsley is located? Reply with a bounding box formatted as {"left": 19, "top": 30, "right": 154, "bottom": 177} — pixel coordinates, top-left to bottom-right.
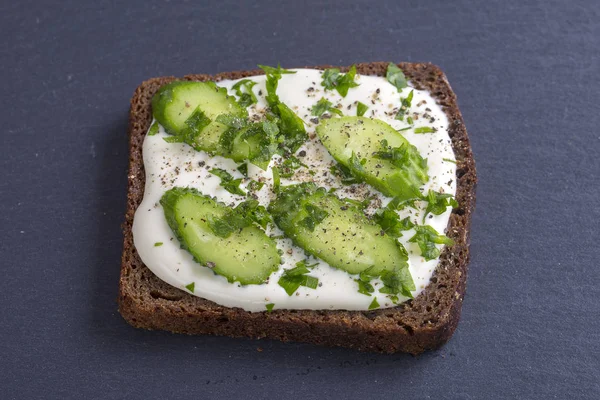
{"left": 279, "top": 156, "right": 307, "bottom": 178}
{"left": 395, "top": 90, "right": 414, "bottom": 121}
{"left": 209, "top": 168, "right": 245, "bottom": 196}
{"left": 414, "top": 126, "right": 437, "bottom": 134}
{"left": 258, "top": 64, "right": 307, "bottom": 153}
{"left": 258, "top": 64, "right": 296, "bottom": 108}
{"left": 443, "top": 158, "right": 457, "bottom": 164}
{"left": 299, "top": 204, "right": 329, "bottom": 232}
{"left": 265, "top": 303, "right": 275, "bottom": 312}
{"left": 231, "top": 79, "right": 258, "bottom": 107}
{"left": 386, "top": 195, "right": 422, "bottom": 211}
{"left": 355, "top": 271, "right": 375, "bottom": 295}
{"left": 347, "top": 151, "right": 367, "bottom": 178}
{"left": 378, "top": 267, "right": 414, "bottom": 298}
{"left": 373, "top": 139, "right": 411, "bottom": 168}
{"left": 321, "top": 65, "right": 359, "bottom": 97}
{"left": 148, "top": 121, "right": 159, "bottom": 136}
{"left": 215, "top": 113, "right": 248, "bottom": 129}
{"left": 295, "top": 259, "right": 319, "bottom": 270}
{"left": 422, "top": 189, "right": 459, "bottom": 222}
{"left": 162, "top": 107, "right": 213, "bottom": 147}
{"left": 154, "top": 242, "right": 163, "bottom": 247}
{"left": 368, "top": 297, "right": 380, "bottom": 310}
{"left": 234, "top": 199, "right": 271, "bottom": 229}
{"left": 311, "top": 98, "right": 343, "bottom": 117}
{"left": 341, "top": 197, "right": 371, "bottom": 209}
{"left": 329, "top": 163, "right": 361, "bottom": 184}
{"left": 237, "top": 163, "right": 248, "bottom": 177}
{"left": 207, "top": 199, "right": 271, "bottom": 238}
{"left": 186, "top": 107, "right": 213, "bottom": 132}
{"left": 278, "top": 264, "right": 319, "bottom": 296}
{"left": 185, "top": 282, "right": 195, "bottom": 293}
{"left": 409, "top": 225, "right": 454, "bottom": 261}
{"left": 272, "top": 167, "right": 280, "bottom": 192}
{"left": 356, "top": 101, "right": 369, "bottom": 117}
{"left": 247, "top": 180, "right": 265, "bottom": 192}
{"left": 373, "top": 208, "right": 415, "bottom": 239}
{"left": 274, "top": 103, "right": 307, "bottom": 153}
{"left": 386, "top": 63, "right": 407, "bottom": 91}
{"left": 262, "top": 119, "right": 279, "bottom": 137}
{"left": 358, "top": 261, "right": 415, "bottom": 299}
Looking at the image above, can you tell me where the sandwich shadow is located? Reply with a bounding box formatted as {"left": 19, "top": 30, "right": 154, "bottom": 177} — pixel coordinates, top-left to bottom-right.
{"left": 89, "top": 114, "right": 133, "bottom": 339}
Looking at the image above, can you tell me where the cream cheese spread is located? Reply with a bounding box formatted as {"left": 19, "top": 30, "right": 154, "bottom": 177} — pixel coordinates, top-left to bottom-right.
{"left": 132, "top": 69, "right": 456, "bottom": 312}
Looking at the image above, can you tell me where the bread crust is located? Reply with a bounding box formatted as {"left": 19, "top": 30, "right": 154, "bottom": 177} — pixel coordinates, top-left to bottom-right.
{"left": 118, "top": 62, "right": 477, "bottom": 354}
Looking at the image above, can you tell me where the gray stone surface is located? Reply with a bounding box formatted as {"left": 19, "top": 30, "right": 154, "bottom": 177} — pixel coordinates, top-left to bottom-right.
{"left": 1, "top": 0, "right": 599, "bottom": 398}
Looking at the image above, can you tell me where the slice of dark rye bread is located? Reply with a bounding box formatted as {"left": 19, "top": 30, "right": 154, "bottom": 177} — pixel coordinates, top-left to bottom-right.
{"left": 119, "top": 62, "right": 477, "bottom": 354}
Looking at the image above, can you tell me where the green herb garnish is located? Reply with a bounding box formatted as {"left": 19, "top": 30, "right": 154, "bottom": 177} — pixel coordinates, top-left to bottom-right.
{"left": 386, "top": 63, "right": 407, "bottom": 91}
{"left": 347, "top": 151, "right": 367, "bottom": 178}
{"left": 258, "top": 64, "right": 296, "bottom": 108}
{"left": 265, "top": 303, "right": 275, "bottom": 312}
{"left": 414, "top": 126, "right": 437, "bottom": 134}
{"left": 275, "top": 103, "right": 307, "bottom": 153}
{"left": 311, "top": 98, "right": 343, "bottom": 117}
{"left": 341, "top": 197, "right": 371, "bottom": 209}
{"left": 359, "top": 262, "right": 414, "bottom": 299}
{"left": 355, "top": 272, "right": 375, "bottom": 296}
{"left": 395, "top": 90, "right": 414, "bottom": 121}
{"left": 409, "top": 225, "right": 454, "bottom": 261}
{"left": 154, "top": 242, "right": 163, "bottom": 247}
{"left": 215, "top": 113, "right": 248, "bottom": 129}
{"left": 163, "top": 108, "right": 212, "bottom": 147}
{"left": 279, "top": 156, "right": 308, "bottom": 178}
{"left": 209, "top": 168, "right": 245, "bottom": 195}
{"left": 258, "top": 64, "right": 307, "bottom": 153}
{"left": 368, "top": 297, "right": 380, "bottom": 310}
{"left": 378, "top": 267, "right": 415, "bottom": 298}
{"left": 185, "top": 282, "right": 195, "bottom": 293}
{"left": 373, "top": 208, "right": 415, "bottom": 239}
{"left": 247, "top": 180, "right": 265, "bottom": 192}
{"left": 262, "top": 119, "right": 279, "bottom": 137}
{"left": 356, "top": 101, "right": 368, "bottom": 117}
{"left": 295, "top": 259, "right": 319, "bottom": 270}
{"left": 386, "top": 195, "right": 422, "bottom": 211}
{"left": 148, "top": 121, "right": 159, "bottom": 136}
{"left": 329, "top": 163, "right": 360, "bottom": 184}
{"left": 272, "top": 167, "right": 280, "bottom": 192}
{"left": 237, "top": 163, "right": 248, "bottom": 177}
{"left": 299, "top": 204, "right": 329, "bottom": 232}
{"left": 231, "top": 79, "right": 258, "bottom": 108}
{"left": 321, "top": 65, "right": 359, "bottom": 97}
{"left": 443, "top": 158, "right": 457, "bottom": 164}
{"left": 186, "top": 107, "right": 213, "bottom": 133}
{"left": 422, "top": 189, "right": 459, "bottom": 222}
{"left": 234, "top": 199, "right": 271, "bottom": 229}
{"left": 207, "top": 199, "right": 271, "bottom": 238}
{"left": 373, "top": 139, "right": 410, "bottom": 168}
{"left": 278, "top": 265, "right": 319, "bottom": 296}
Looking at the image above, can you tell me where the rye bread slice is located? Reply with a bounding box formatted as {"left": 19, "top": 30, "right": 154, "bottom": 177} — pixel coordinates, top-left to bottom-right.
{"left": 118, "top": 62, "right": 477, "bottom": 354}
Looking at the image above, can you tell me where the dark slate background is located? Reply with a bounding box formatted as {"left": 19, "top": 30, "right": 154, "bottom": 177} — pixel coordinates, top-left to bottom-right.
{"left": 1, "top": 0, "right": 599, "bottom": 398}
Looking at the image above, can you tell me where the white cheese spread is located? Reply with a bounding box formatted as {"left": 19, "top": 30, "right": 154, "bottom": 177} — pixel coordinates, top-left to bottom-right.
{"left": 132, "top": 69, "right": 456, "bottom": 312}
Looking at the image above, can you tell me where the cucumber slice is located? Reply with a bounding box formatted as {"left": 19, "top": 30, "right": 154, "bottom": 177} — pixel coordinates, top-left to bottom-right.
{"left": 152, "top": 81, "right": 246, "bottom": 152}
{"left": 161, "top": 188, "right": 280, "bottom": 285}
{"left": 316, "top": 117, "right": 428, "bottom": 200}
{"left": 268, "top": 183, "right": 408, "bottom": 275}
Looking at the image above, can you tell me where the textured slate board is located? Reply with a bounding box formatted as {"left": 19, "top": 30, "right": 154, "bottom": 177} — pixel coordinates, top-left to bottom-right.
{"left": 1, "top": 0, "right": 599, "bottom": 398}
